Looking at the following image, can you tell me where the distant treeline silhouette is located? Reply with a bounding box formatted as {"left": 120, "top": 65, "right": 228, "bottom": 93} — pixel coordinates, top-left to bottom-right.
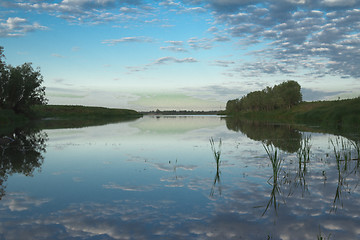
{"left": 226, "top": 80, "right": 302, "bottom": 113}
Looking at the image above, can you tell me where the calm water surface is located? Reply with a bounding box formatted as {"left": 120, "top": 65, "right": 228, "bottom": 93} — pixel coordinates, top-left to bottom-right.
{"left": 0, "top": 116, "right": 359, "bottom": 239}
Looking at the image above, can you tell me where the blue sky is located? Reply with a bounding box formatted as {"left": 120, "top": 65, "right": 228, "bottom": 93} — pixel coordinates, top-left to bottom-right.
{"left": 1, "top": 0, "right": 360, "bottom": 110}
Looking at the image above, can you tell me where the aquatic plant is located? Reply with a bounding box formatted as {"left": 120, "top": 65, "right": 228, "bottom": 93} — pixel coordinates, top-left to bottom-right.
{"left": 209, "top": 137, "right": 222, "bottom": 197}
{"left": 297, "top": 135, "right": 311, "bottom": 163}
{"left": 294, "top": 135, "right": 311, "bottom": 195}
{"left": 210, "top": 137, "right": 222, "bottom": 168}
{"left": 349, "top": 139, "right": 360, "bottom": 168}
{"left": 329, "top": 136, "right": 355, "bottom": 212}
{"left": 330, "top": 137, "right": 353, "bottom": 171}
{"left": 262, "top": 143, "right": 283, "bottom": 216}
{"left": 317, "top": 225, "right": 331, "bottom": 240}
{"left": 263, "top": 143, "right": 282, "bottom": 183}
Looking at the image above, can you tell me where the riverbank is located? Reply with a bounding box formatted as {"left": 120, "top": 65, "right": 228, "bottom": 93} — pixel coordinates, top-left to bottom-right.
{"left": 0, "top": 105, "right": 143, "bottom": 129}
{"left": 226, "top": 97, "right": 360, "bottom": 133}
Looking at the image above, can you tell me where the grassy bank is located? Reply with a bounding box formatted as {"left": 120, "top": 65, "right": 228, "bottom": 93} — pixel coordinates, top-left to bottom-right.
{"left": 31, "top": 105, "right": 143, "bottom": 129}
{"left": 227, "top": 97, "right": 360, "bottom": 133}
{"left": 1, "top": 105, "right": 143, "bottom": 130}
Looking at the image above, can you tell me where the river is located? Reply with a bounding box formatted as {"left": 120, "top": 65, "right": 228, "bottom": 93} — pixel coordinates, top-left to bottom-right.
{"left": 0, "top": 115, "right": 359, "bottom": 239}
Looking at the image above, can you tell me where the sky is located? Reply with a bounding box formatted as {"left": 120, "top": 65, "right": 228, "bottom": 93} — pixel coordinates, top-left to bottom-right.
{"left": 1, "top": 0, "right": 360, "bottom": 111}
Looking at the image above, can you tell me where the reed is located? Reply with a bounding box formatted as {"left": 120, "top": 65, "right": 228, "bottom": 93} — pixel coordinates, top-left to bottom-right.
{"left": 209, "top": 137, "right": 222, "bottom": 197}
{"left": 317, "top": 225, "right": 331, "bottom": 240}
{"left": 263, "top": 143, "right": 282, "bottom": 182}
{"left": 297, "top": 135, "right": 311, "bottom": 163}
{"left": 262, "top": 143, "right": 283, "bottom": 215}
{"left": 210, "top": 137, "right": 222, "bottom": 167}
{"left": 293, "top": 135, "right": 311, "bottom": 195}
{"left": 330, "top": 137, "right": 352, "bottom": 171}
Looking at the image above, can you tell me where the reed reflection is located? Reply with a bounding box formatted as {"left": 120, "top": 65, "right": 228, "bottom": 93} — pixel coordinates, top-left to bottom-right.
{"left": 262, "top": 143, "right": 284, "bottom": 216}
{"left": 209, "top": 137, "right": 222, "bottom": 197}
{"left": 292, "top": 136, "right": 311, "bottom": 197}
{"left": 0, "top": 128, "right": 47, "bottom": 200}
{"left": 330, "top": 136, "right": 360, "bottom": 212}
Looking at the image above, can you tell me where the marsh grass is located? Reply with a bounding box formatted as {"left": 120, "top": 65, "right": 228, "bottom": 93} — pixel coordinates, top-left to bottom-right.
{"left": 263, "top": 143, "right": 282, "bottom": 183}
{"left": 317, "top": 225, "right": 332, "bottom": 240}
{"left": 262, "top": 143, "right": 283, "bottom": 216}
{"left": 351, "top": 139, "right": 360, "bottom": 168}
{"left": 297, "top": 135, "right": 311, "bottom": 164}
{"left": 329, "top": 136, "right": 357, "bottom": 212}
{"left": 210, "top": 137, "right": 222, "bottom": 197}
{"left": 330, "top": 137, "right": 353, "bottom": 171}
{"left": 294, "top": 136, "right": 311, "bottom": 195}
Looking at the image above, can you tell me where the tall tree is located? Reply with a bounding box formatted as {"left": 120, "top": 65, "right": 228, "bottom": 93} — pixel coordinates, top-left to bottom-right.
{"left": 0, "top": 47, "right": 47, "bottom": 114}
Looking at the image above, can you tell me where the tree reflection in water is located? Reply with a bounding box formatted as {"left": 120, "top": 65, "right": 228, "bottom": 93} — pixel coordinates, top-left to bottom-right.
{"left": 0, "top": 128, "right": 48, "bottom": 200}
{"left": 225, "top": 118, "right": 302, "bottom": 153}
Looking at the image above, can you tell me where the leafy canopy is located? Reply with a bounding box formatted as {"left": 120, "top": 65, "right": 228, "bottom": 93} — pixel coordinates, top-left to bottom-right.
{"left": 0, "top": 46, "right": 47, "bottom": 114}
{"left": 226, "top": 80, "right": 302, "bottom": 113}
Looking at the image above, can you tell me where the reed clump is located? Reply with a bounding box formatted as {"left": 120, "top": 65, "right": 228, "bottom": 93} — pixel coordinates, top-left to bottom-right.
{"left": 209, "top": 137, "right": 222, "bottom": 197}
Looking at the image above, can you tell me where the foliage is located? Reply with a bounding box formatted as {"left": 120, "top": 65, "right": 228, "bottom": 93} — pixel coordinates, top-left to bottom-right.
{"left": 226, "top": 80, "right": 302, "bottom": 113}
{"left": 226, "top": 97, "right": 360, "bottom": 135}
{"left": 0, "top": 46, "right": 47, "bottom": 114}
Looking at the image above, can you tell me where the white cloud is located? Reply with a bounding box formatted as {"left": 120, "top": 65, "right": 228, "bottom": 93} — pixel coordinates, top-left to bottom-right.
{"left": 102, "top": 36, "right": 153, "bottom": 46}
{"left": 153, "top": 56, "right": 198, "bottom": 64}
{"left": 2, "top": 192, "right": 50, "bottom": 212}
{"left": 0, "top": 17, "right": 48, "bottom": 37}
{"left": 204, "top": 0, "right": 360, "bottom": 78}
{"left": 160, "top": 46, "right": 188, "bottom": 52}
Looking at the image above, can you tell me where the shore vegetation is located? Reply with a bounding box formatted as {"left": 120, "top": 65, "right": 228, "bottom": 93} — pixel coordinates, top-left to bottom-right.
{"left": 226, "top": 81, "right": 360, "bottom": 132}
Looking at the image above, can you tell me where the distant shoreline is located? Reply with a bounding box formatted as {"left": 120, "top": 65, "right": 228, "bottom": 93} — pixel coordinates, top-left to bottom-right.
{"left": 225, "top": 97, "right": 360, "bottom": 133}
{"left": 0, "top": 105, "right": 143, "bottom": 129}
{"left": 141, "top": 110, "right": 222, "bottom": 115}
{"left": 1, "top": 98, "right": 359, "bottom": 133}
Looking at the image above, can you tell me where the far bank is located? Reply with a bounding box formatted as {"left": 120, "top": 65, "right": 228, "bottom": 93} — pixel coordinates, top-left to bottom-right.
{"left": 0, "top": 105, "right": 143, "bottom": 130}
{"left": 226, "top": 97, "right": 360, "bottom": 134}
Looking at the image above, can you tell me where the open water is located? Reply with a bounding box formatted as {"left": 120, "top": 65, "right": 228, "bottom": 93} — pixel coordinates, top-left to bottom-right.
{"left": 0, "top": 115, "right": 359, "bottom": 239}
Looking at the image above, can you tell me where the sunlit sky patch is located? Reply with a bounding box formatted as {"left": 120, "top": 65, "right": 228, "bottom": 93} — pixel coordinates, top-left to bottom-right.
{"left": 1, "top": 0, "right": 360, "bottom": 110}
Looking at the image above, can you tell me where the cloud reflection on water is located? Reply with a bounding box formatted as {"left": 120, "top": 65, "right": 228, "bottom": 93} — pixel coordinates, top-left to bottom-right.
{"left": 0, "top": 116, "right": 359, "bottom": 239}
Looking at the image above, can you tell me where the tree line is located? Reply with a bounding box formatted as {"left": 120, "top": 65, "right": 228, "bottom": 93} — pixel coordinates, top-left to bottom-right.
{"left": 226, "top": 80, "right": 302, "bottom": 113}
{"left": 0, "top": 46, "right": 47, "bottom": 115}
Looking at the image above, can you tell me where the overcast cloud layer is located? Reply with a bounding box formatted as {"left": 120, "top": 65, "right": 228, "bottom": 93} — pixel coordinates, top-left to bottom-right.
{"left": 1, "top": 0, "right": 359, "bottom": 108}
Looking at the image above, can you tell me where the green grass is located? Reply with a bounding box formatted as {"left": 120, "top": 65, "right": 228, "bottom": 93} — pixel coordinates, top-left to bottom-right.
{"left": 295, "top": 97, "right": 360, "bottom": 127}
{"left": 228, "top": 97, "right": 360, "bottom": 134}
{"left": 1, "top": 105, "right": 142, "bottom": 130}
{"left": 31, "top": 105, "right": 143, "bottom": 129}
{"left": 32, "top": 105, "right": 142, "bottom": 119}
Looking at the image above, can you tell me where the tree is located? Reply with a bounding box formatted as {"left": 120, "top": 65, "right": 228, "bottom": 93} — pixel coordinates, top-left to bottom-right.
{"left": 0, "top": 47, "right": 47, "bottom": 114}
{"left": 226, "top": 80, "right": 302, "bottom": 113}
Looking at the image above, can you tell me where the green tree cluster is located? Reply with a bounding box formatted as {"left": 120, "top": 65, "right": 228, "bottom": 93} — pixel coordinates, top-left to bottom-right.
{"left": 226, "top": 80, "right": 302, "bottom": 113}
{"left": 0, "top": 47, "right": 47, "bottom": 114}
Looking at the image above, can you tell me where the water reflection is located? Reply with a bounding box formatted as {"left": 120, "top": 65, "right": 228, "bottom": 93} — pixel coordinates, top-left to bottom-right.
{"left": 330, "top": 136, "right": 360, "bottom": 212}
{"left": 226, "top": 118, "right": 302, "bottom": 153}
{"left": 0, "top": 128, "right": 47, "bottom": 200}
{"left": 1, "top": 116, "right": 360, "bottom": 239}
